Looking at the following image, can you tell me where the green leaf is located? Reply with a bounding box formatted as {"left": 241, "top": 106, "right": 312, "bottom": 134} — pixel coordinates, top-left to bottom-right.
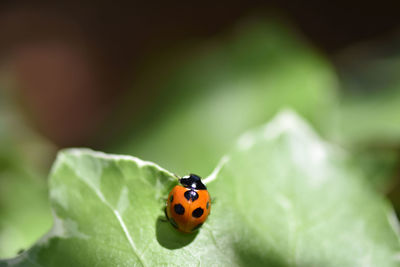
{"left": 2, "top": 111, "right": 399, "bottom": 266}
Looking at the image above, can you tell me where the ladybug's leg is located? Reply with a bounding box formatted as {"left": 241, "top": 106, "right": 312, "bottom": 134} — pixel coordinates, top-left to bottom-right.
{"left": 211, "top": 197, "right": 217, "bottom": 204}
{"left": 160, "top": 207, "right": 169, "bottom": 222}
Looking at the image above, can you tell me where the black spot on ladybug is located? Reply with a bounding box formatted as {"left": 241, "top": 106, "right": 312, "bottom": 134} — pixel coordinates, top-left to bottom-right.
{"left": 184, "top": 190, "right": 199, "bottom": 202}
{"left": 206, "top": 202, "right": 209, "bottom": 209}
{"left": 170, "top": 195, "right": 173, "bottom": 203}
{"left": 192, "top": 223, "right": 203, "bottom": 232}
{"left": 174, "top": 204, "right": 185, "bottom": 215}
{"left": 192, "top": 207, "right": 204, "bottom": 218}
{"left": 169, "top": 218, "right": 179, "bottom": 229}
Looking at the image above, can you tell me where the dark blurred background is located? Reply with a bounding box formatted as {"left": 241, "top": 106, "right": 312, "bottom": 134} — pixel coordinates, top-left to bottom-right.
{"left": 2, "top": 0, "right": 400, "bottom": 259}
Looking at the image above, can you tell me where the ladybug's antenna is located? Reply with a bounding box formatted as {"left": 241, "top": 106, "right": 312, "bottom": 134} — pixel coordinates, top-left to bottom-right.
{"left": 172, "top": 173, "right": 181, "bottom": 181}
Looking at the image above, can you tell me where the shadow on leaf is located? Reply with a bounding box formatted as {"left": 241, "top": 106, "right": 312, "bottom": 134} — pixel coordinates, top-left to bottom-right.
{"left": 235, "top": 244, "right": 287, "bottom": 267}
{"left": 156, "top": 216, "right": 198, "bottom": 249}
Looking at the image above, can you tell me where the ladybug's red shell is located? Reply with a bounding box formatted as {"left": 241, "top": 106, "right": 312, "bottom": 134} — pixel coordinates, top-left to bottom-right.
{"left": 166, "top": 185, "right": 211, "bottom": 233}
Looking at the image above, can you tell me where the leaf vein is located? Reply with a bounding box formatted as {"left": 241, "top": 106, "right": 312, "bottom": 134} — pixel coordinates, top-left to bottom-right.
{"left": 71, "top": 168, "right": 147, "bottom": 267}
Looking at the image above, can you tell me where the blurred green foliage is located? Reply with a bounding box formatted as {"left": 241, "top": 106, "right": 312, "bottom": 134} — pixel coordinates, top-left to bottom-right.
{"left": 336, "top": 54, "right": 400, "bottom": 146}
{"left": 114, "top": 19, "right": 338, "bottom": 176}
{"left": 0, "top": 86, "right": 53, "bottom": 258}
{"left": 334, "top": 41, "right": 400, "bottom": 194}
{"left": 333, "top": 40, "right": 400, "bottom": 213}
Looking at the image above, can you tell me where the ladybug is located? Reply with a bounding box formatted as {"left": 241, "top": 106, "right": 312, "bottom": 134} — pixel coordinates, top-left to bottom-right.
{"left": 166, "top": 174, "right": 211, "bottom": 233}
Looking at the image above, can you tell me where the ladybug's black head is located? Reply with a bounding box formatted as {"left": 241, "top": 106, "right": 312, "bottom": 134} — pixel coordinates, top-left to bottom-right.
{"left": 179, "top": 174, "right": 207, "bottom": 190}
